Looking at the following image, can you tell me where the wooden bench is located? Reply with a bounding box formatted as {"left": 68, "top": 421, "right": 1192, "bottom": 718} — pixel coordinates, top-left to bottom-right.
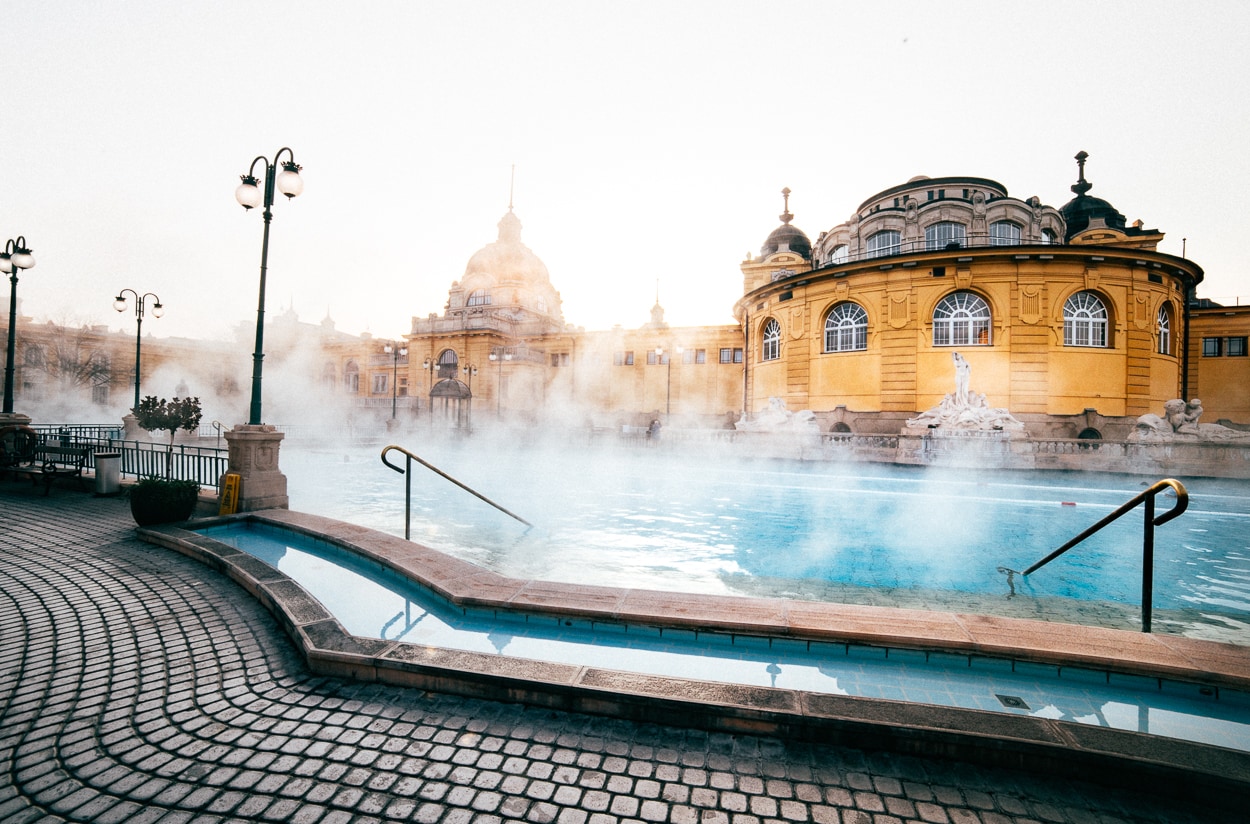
{"left": 7, "top": 444, "right": 91, "bottom": 495}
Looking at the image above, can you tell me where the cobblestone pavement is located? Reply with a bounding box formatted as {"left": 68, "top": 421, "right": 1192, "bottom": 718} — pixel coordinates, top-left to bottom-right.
{"left": 0, "top": 485, "right": 1231, "bottom": 823}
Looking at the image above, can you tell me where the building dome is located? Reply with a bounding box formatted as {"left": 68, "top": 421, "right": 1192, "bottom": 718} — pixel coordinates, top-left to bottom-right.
{"left": 463, "top": 209, "right": 552, "bottom": 287}
{"left": 1060, "top": 151, "right": 1126, "bottom": 240}
{"left": 759, "top": 187, "right": 812, "bottom": 259}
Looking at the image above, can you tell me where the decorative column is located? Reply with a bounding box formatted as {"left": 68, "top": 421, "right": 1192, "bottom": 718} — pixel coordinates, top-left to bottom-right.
{"left": 221, "top": 424, "right": 288, "bottom": 511}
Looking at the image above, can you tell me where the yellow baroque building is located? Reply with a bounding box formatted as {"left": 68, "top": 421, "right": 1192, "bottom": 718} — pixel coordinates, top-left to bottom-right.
{"left": 734, "top": 157, "right": 1205, "bottom": 438}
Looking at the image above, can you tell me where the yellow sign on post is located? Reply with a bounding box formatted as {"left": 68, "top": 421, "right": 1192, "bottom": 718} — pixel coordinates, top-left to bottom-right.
{"left": 219, "top": 473, "right": 241, "bottom": 515}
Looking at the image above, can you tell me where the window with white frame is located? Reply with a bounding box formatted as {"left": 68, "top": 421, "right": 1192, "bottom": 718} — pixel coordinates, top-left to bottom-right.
{"left": 344, "top": 360, "right": 360, "bottom": 393}
{"left": 372, "top": 373, "right": 389, "bottom": 394}
{"left": 761, "top": 318, "right": 781, "bottom": 361}
{"left": 933, "top": 292, "right": 991, "bottom": 346}
{"left": 1157, "top": 305, "right": 1172, "bottom": 356}
{"left": 1063, "top": 291, "right": 1109, "bottom": 347}
{"left": 467, "top": 289, "right": 491, "bottom": 306}
{"left": 925, "top": 222, "right": 966, "bottom": 251}
{"left": 866, "top": 230, "right": 901, "bottom": 259}
{"left": 989, "top": 221, "right": 1022, "bottom": 246}
{"left": 824, "top": 302, "right": 868, "bottom": 352}
{"left": 828, "top": 244, "right": 849, "bottom": 264}
{"left": 1040, "top": 228, "right": 1058, "bottom": 245}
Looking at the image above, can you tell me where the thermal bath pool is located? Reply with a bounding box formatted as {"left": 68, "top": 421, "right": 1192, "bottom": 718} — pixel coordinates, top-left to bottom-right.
{"left": 281, "top": 441, "right": 1250, "bottom": 644}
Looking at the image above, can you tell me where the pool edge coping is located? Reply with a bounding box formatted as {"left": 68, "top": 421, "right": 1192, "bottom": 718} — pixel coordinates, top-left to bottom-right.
{"left": 136, "top": 510, "right": 1250, "bottom": 799}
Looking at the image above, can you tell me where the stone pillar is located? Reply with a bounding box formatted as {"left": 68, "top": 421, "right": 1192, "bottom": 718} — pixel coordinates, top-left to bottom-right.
{"left": 122, "top": 413, "right": 142, "bottom": 441}
{"left": 222, "top": 424, "right": 288, "bottom": 511}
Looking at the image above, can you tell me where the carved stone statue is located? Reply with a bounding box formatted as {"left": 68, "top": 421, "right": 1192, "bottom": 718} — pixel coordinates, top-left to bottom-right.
{"left": 736, "top": 398, "right": 820, "bottom": 433}
{"left": 1131, "top": 398, "right": 1250, "bottom": 442}
{"left": 905, "top": 352, "right": 1024, "bottom": 433}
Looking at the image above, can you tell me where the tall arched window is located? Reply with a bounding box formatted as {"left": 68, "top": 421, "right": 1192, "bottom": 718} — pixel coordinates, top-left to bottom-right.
{"left": 989, "top": 221, "right": 1022, "bottom": 246}
{"left": 761, "top": 318, "right": 781, "bottom": 361}
{"left": 343, "top": 360, "right": 360, "bottom": 393}
{"left": 467, "top": 289, "right": 491, "bottom": 306}
{"left": 828, "top": 244, "right": 848, "bottom": 264}
{"left": 933, "top": 292, "right": 991, "bottom": 346}
{"left": 925, "top": 222, "right": 966, "bottom": 251}
{"left": 824, "top": 303, "right": 868, "bottom": 352}
{"left": 1157, "top": 304, "right": 1172, "bottom": 356}
{"left": 437, "top": 348, "right": 459, "bottom": 379}
{"left": 866, "top": 230, "right": 901, "bottom": 259}
{"left": 1064, "top": 291, "right": 1109, "bottom": 347}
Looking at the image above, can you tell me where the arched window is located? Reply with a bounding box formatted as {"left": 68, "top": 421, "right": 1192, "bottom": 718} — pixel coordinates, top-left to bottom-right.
{"left": 761, "top": 318, "right": 781, "bottom": 361}
{"left": 467, "top": 289, "right": 491, "bottom": 307}
{"left": 1157, "top": 304, "right": 1172, "bottom": 356}
{"left": 437, "top": 348, "right": 459, "bottom": 379}
{"left": 23, "top": 345, "right": 44, "bottom": 367}
{"left": 866, "top": 230, "right": 901, "bottom": 259}
{"left": 1040, "top": 228, "right": 1058, "bottom": 245}
{"left": 925, "top": 222, "right": 966, "bottom": 251}
{"left": 1064, "top": 291, "right": 1109, "bottom": 347}
{"left": 343, "top": 360, "right": 360, "bottom": 394}
{"left": 933, "top": 292, "right": 991, "bottom": 346}
{"left": 824, "top": 303, "right": 868, "bottom": 352}
{"left": 828, "top": 244, "right": 848, "bottom": 264}
{"left": 989, "top": 221, "right": 1022, "bottom": 246}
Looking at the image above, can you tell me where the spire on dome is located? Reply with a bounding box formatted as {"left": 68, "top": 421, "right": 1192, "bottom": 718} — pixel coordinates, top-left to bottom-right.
{"left": 779, "top": 187, "right": 793, "bottom": 224}
{"left": 1070, "top": 151, "right": 1093, "bottom": 197}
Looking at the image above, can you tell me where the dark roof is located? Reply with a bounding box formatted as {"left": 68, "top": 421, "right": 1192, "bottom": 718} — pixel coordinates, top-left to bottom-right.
{"left": 761, "top": 222, "right": 812, "bottom": 259}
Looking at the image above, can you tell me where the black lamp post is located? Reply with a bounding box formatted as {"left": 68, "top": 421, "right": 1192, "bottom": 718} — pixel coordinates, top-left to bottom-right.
{"left": 113, "top": 289, "right": 163, "bottom": 411}
{"left": 1, "top": 237, "right": 36, "bottom": 415}
{"left": 461, "top": 362, "right": 478, "bottom": 391}
{"left": 655, "top": 345, "right": 681, "bottom": 416}
{"left": 235, "top": 147, "right": 303, "bottom": 426}
{"left": 383, "top": 342, "right": 407, "bottom": 419}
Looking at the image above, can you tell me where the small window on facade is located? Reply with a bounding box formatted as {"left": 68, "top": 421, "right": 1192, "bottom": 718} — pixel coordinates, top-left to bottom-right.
{"left": 824, "top": 302, "right": 868, "bottom": 352}
{"left": 92, "top": 383, "right": 110, "bottom": 405}
{"left": 624, "top": 351, "right": 634, "bottom": 366}
{"left": 682, "top": 349, "right": 695, "bottom": 364}
{"left": 1203, "top": 337, "right": 1222, "bottom": 357}
{"left": 373, "top": 373, "right": 388, "bottom": 394}
{"left": 866, "top": 230, "right": 901, "bottom": 259}
{"left": 989, "top": 221, "right": 1022, "bottom": 246}
{"left": 828, "top": 244, "right": 848, "bottom": 264}
{"left": 696, "top": 349, "right": 707, "bottom": 364}
{"left": 933, "top": 292, "right": 991, "bottom": 346}
{"left": 761, "top": 318, "right": 781, "bottom": 361}
{"left": 1063, "top": 291, "right": 1109, "bottom": 348}
{"left": 615, "top": 351, "right": 635, "bottom": 366}
{"left": 1229, "top": 337, "right": 1248, "bottom": 357}
{"left": 720, "top": 348, "right": 733, "bottom": 364}
{"left": 925, "top": 222, "right": 966, "bottom": 251}
{"left": 1041, "top": 228, "right": 1058, "bottom": 245}
{"left": 1157, "top": 306, "right": 1172, "bottom": 356}
{"left": 647, "top": 350, "right": 660, "bottom": 365}
{"left": 733, "top": 348, "right": 743, "bottom": 363}
{"left": 467, "top": 289, "right": 492, "bottom": 307}
{"left": 23, "top": 345, "right": 44, "bottom": 367}
{"left": 344, "top": 360, "right": 360, "bottom": 393}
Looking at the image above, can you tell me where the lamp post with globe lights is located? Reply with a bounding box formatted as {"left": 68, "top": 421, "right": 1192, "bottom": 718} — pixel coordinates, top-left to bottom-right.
{"left": 113, "top": 289, "right": 163, "bottom": 412}
{"left": 383, "top": 342, "right": 408, "bottom": 420}
{"left": 489, "top": 348, "right": 512, "bottom": 416}
{"left": 235, "top": 147, "right": 303, "bottom": 426}
{"left": 1, "top": 237, "right": 36, "bottom": 418}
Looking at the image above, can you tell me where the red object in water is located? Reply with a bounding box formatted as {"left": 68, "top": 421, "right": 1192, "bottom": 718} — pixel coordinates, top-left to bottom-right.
{"left": 1061, "top": 501, "right": 1076, "bottom": 506}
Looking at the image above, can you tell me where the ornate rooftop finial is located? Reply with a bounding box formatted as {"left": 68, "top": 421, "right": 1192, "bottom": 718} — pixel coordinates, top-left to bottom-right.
{"left": 508, "top": 164, "right": 516, "bottom": 212}
{"left": 1070, "top": 150, "right": 1093, "bottom": 197}
{"left": 779, "top": 187, "right": 793, "bottom": 224}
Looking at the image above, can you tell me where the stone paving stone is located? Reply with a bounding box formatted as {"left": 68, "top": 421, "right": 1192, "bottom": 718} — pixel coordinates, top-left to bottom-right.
{"left": 0, "top": 488, "right": 1236, "bottom": 824}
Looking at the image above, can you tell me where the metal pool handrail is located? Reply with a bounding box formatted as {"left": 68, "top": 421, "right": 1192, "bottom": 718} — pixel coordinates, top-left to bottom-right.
{"left": 1020, "top": 478, "right": 1189, "bottom": 633}
{"left": 381, "top": 444, "right": 532, "bottom": 540}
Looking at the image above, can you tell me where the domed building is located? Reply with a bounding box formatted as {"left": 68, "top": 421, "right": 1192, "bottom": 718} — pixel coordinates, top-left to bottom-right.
{"left": 735, "top": 153, "right": 1204, "bottom": 439}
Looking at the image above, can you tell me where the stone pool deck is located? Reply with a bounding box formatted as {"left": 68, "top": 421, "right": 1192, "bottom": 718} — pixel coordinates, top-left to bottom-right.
{"left": 2, "top": 482, "right": 1246, "bottom": 822}
{"left": 148, "top": 508, "right": 1250, "bottom": 800}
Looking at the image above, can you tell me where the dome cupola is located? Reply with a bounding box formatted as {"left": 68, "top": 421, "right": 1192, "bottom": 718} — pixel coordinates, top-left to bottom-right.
{"left": 760, "top": 187, "right": 812, "bottom": 260}
{"left": 1060, "top": 151, "right": 1127, "bottom": 240}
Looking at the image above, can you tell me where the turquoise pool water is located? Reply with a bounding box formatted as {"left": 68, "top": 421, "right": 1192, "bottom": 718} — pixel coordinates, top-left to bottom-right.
{"left": 198, "top": 520, "right": 1250, "bottom": 753}
{"left": 281, "top": 444, "right": 1250, "bottom": 642}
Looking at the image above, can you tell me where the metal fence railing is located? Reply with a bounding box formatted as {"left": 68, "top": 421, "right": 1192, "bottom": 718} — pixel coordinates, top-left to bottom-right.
{"left": 23, "top": 426, "right": 228, "bottom": 489}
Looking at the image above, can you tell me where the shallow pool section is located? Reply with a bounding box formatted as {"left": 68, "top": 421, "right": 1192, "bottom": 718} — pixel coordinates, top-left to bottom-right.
{"left": 199, "top": 520, "right": 1250, "bottom": 754}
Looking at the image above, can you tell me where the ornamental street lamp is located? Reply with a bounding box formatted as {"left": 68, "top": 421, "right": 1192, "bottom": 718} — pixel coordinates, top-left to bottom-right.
{"left": 383, "top": 342, "right": 407, "bottom": 420}
{"left": 1, "top": 236, "right": 36, "bottom": 415}
{"left": 489, "top": 349, "right": 512, "bottom": 416}
{"left": 235, "top": 147, "right": 303, "bottom": 425}
{"left": 461, "top": 363, "right": 478, "bottom": 392}
{"left": 655, "top": 345, "right": 682, "bottom": 416}
{"left": 113, "top": 289, "right": 163, "bottom": 411}
{"left": 422, "top": 357, "right": 431, "bottom": 415}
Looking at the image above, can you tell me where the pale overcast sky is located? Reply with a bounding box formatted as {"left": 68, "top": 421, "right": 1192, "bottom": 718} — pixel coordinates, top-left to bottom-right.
{"left": 4, "top": 1, "right": 1248, "bottom": 343}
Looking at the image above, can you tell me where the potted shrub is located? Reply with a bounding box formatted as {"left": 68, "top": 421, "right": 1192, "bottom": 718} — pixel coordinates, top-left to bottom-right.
{"left": 128, "top": 395, "right": 204, "bottom": 525}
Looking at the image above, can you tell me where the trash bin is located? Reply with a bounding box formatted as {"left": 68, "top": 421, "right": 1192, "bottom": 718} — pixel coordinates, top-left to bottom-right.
{"left": 94, "top": 452, "right": 121, "bottom": 496}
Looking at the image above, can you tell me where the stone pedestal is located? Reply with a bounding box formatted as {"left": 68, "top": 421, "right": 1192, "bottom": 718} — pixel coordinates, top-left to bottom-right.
{"left": 222, "top": 424, "right": 288, "bottom": 511}
{"left": 0, "top": 412, "right": 33, "bottom": 429}
{"left": 122, "top": 413, "right": 141, "bottom": 441}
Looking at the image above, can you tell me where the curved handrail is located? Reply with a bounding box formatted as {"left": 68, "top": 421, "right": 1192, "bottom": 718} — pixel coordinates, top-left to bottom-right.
{"left": 1020, "top": 478, "right": 1188, "bottom": 632}
{"left": 381, "top": 444, "right": 532, "bottom": 541}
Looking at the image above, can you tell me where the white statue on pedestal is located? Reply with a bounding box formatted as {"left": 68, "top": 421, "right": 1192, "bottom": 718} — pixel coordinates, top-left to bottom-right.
{"left": 905, "top": 352, "right": 1024, "bottom": 432}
